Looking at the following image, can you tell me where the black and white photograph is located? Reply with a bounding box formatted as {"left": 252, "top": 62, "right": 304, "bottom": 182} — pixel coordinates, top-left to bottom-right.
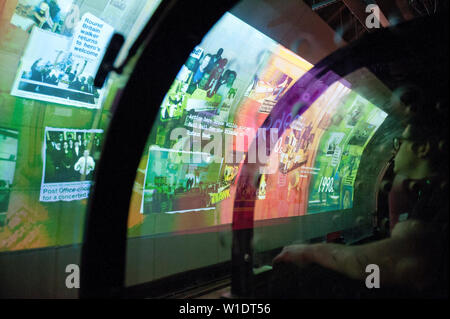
{"left": 11, "top": 18, "right": 112, "bottom": 108}
{"left": 40, "top": 127, "right": 103, "bottom": 202}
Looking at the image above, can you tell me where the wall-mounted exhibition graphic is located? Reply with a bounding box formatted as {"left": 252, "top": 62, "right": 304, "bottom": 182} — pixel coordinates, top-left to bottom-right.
{"left": 40, "top": 127, "right": 103, "bottom": 202}
{"left": 306, "top": 93, "right": 387, "bottom": 213}
{"left": 0, "top": 129, "right": 19, "bottom": 217}
{"left": 141, "top": 146, "right": 224, "bottom": 214}
{"left": 253, "top": 82, "right": 352, "bottom": 219}
{"left": 9, "top": 0, "right": 160, "bottom": 109}
{"left": 160, "top": 45, "right": 239, "bottom": 124}
{"left": 11, "top": 16, "right": 113, "bottom": 108}
{"left": 139, "top": 13, "right": 312, "bottom": 221}
{"left": 254, "top": 86, "right": 387, "bottom": 219}
{"left": 11, "top": 0, "right": 77, "bottom": 35}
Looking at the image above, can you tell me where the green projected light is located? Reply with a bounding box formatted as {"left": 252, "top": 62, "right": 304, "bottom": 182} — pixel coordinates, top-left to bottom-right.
{"left": 0, "top": 0, "right": 162, "bottom": 252}
{"left": 307, "top": 92, "right": 388, "bottom": 213}
{"left": 134, "top": 12, "right": 388, "bottom": 237}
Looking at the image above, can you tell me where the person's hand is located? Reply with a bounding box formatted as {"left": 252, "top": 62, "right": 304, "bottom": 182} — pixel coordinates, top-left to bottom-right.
{"left": 272, "top": 244, "right": 314, "bottom": 268}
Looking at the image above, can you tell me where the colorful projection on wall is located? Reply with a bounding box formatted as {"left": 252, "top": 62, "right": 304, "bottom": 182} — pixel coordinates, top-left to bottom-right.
{"left": 307, "top": 93, "right": 387, "bottom": 212}
{"left": 138, "top": 13, "right": 313, "bottom": 222}
{"left": 0, "top": 5, "right": 388, "bottom": 252}
{"left": 10, "top": 1, "right": 116, "bottom": 108}
{"left": 135, "top": 12, "right": 388, "bottom": 233}
{"left": 0, "top": 0, "right": 162, "bottom": 252}
{"left": 253, "top": 87, "right": 387, "bottom": 219}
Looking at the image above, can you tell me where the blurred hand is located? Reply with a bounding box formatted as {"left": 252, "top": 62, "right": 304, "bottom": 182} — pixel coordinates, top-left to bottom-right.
{"left": 272, "top": 244, "right": 314, "bottom": 268}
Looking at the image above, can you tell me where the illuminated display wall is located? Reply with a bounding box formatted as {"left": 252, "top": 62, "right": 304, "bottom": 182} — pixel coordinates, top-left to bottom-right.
{"left": 307, "top": 92, "right": 387, "bottom": 213}
{"left": 254, "top": 87, "right": 387, "bottom": 218}
{"left": 0, "top": 0, "right": 162, "bottom": 252}
{"left": 0, "top": 4, "right": 387, "bottom": 252}
{"left": 128, "top": 13, "right": 387, "bottom": 237}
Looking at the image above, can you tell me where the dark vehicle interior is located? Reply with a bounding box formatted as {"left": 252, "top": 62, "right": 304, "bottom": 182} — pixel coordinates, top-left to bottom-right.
{"left": 0, "top": 0, "right": 448, "bottom": 299}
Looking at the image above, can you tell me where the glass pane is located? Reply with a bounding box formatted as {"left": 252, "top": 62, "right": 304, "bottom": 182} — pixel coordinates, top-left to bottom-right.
{"left": 251, "top": 68, "right": 393, "bottom": 269}
{"left": 125, "top": 2, "right": 409, "bottom": 290}
{"left": 124, "top": 7, "right": 374, "bottom": 287}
